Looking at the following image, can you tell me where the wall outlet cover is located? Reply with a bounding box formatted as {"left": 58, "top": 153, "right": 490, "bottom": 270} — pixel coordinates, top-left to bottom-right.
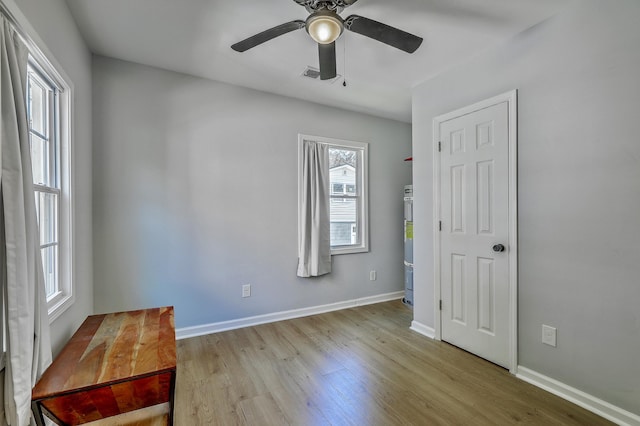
{"left": 242, "top": 284, "right": 251, "bottom": 298}
{"left": 542, "top": 324, "right": 557, "bottom": 347}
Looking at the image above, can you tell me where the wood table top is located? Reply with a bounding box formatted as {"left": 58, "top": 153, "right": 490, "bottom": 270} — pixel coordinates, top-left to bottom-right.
{"left": 32, "top": 306, "right": 176, "bottom": 400}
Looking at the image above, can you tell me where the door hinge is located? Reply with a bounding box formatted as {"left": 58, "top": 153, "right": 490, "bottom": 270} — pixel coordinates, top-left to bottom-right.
{"left": 438, "top": 141, "right": 442, "bottom": 152}
{"left": 439, "top": 221, "right": 442, "bottom": 231}
{"left": 439, "top": 300, "right": 442, "bottom": 311}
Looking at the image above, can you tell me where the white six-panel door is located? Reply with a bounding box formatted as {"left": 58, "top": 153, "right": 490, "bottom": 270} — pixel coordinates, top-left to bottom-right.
{"left": 438, "top": 99, "right": 512, "bottom": 369}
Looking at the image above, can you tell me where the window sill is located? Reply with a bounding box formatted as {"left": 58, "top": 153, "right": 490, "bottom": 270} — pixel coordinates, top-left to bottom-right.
{"left": 48, "top": 292, "right": 75, "bottom": 324}
{"left": 331, "top": 246, "right": 369, "bottom": 256}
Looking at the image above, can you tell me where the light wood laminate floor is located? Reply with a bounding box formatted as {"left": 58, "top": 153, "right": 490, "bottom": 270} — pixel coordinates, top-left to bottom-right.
{"left": 170, "top": 300, "right": 612, "bottom": 425}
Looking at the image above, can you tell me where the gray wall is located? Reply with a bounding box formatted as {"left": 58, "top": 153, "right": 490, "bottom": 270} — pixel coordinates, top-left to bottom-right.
{"left": 5, "top": 0, "right": 93, "bottom": 355}
{"left": 412, "top": 0, "right": 640, "bottom": 415}
{"left": 92, "top": 56, "right": 411, "bottom": 329}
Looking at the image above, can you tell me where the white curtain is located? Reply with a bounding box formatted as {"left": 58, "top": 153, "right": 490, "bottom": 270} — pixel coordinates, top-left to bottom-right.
{"left": 0, "top": 17, "right": 52, "bottom": 426}
{"left": 297, "top": 140, "right": 331, "bottom": 277}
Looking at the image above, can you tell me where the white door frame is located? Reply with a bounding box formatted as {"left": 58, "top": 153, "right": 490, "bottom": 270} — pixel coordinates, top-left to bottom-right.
{"left": 432, "top": 90, "right": 518, "bottom": 374}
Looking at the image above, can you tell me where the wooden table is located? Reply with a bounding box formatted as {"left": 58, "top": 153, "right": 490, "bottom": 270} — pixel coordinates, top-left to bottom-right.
{"left": 32, "top": 307, "right": 176, "bottom": 425}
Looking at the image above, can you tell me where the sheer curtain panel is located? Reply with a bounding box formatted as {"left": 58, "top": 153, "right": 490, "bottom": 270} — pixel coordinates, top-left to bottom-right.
{"left": 0, "top": 17, "right": 52, "bottom": 426}
{"left": 297, "top": 140, "right": 331, "bottom": 277}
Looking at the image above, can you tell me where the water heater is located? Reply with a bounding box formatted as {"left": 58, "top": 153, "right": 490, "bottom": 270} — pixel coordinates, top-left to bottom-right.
{"left": 403, "top": 185, "right": 413, "bottom": 307}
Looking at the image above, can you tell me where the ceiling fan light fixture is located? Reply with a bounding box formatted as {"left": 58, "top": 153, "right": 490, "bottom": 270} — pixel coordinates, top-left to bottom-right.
{"left": 306, "top": 11, "right": 344, "bottom": 44}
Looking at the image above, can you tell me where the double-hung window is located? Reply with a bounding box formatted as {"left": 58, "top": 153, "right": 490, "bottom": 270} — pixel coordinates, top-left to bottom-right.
{"left": 298, "top": 135, "right": 369, "bottom": 255}
{"left": 26, "top": 55, "right": 73, "bottom": 321}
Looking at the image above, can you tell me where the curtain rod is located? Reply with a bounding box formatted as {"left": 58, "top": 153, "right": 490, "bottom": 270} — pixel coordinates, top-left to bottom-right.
{"left": 0, "top": 1, "right": 38, "bottom": 51}
{"left": 0, "top": 0, "right": 66, "bottom": 90}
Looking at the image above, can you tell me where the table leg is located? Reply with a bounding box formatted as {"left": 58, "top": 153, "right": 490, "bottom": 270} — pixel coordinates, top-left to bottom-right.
{"left": 168, "top": 370, "right": 177, "bottom": 426}
{"left": 31, "top": 401, "right": 46, "bottom": 426}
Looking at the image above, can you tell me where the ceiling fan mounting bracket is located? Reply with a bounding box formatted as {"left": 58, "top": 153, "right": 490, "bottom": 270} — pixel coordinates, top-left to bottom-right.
{"left": 293, "top": 0, "right": 358, "bottom": 14}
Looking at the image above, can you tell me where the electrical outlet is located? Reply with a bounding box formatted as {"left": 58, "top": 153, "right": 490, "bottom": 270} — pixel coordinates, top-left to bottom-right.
{"left": 370, "top": 270, "right": 377, "bottom": 281}
{"left": 542, "top": 324, "right": 557, "bottom": 347}
{"left": 242, "top": 284, "right": 251, "bottom": 298}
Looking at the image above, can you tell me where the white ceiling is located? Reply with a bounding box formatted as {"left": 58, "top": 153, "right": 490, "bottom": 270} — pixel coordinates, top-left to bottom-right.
{"left": 64, "top": 0, "right": 570, "bottom": 122}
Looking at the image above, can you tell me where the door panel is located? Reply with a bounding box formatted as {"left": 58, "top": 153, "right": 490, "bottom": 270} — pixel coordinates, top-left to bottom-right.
{"left": 451, "top": 165, "right": 465, "bottom": 233}
{"left": 451, "top": 254, "right": 466, "bottom": 324}
{"left": 477, "top": 160, "right": 494, "bottom": 235}
{"left": 440, "top": 101, "right": 510, "bottom": 368}
{"left": 477, "top": 257, "right": 495, "bottom": 334}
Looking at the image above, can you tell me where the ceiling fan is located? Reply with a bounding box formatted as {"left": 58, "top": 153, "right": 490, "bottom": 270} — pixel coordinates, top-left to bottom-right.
{"left": 231, "top": 0, "right": 423, "bottom": 80}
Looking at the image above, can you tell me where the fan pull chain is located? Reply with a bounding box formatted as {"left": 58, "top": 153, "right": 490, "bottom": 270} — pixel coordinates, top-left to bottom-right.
{"left": 343, "top": 36, "right": 347, "bottom": 87}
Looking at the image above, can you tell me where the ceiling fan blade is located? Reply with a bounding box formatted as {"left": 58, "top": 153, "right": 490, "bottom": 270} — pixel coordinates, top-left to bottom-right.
{"left": 318, "top": 42, "right": 337, "bottom": 80}
{"left": 231, "top": 20, "right": 306, "bottom": 52}
{"left": 344, "top": 15, "right": 423, "bottom": 53}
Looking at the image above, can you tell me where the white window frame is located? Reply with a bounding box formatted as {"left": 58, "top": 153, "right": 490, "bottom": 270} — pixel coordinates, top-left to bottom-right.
{"left": 26, "top": 48, "right": 74, "bottom": 323}
{"left": 298, "top": 134, "right": 369, "bottom": 255}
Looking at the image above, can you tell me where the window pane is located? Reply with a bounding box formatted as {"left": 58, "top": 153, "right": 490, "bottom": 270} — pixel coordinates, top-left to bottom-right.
{"left": 329, "top": 150, "right": 357, "bottom": 196}
{"left": 41, "top": 244, "right": 58, "bottom": 298}
{"left": 330, "top": 198, "right": 358, "bottom": 246}
{"left": 36, "top": 191, "right": 58, "bottom": 245}
{"left": 29, "top": 77, "right": 48, "bottom": 137}
{"left": 30, "top": 133, "right": 50, "bottom": 186}
{"left": 328, "top": 146, "right": 361, "bottom": 248}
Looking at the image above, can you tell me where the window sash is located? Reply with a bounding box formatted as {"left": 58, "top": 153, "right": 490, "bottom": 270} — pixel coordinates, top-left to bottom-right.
{"left": 328, "top": 146, "right": 364, "bottom": 252}
{"left": 27, "top": 64, "right": 59, "bottom": 190}
{"left": 33, "top": 186, "right": 60, "bottom": 300}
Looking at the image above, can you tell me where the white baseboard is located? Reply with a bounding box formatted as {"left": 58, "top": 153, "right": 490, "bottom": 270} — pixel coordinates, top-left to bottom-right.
{"left": 517, "top": 366, "right": 640, "bottom": 426}
{"left": 410, "top": 320, "right": 436, "bottom": 339}
{"left": 176, "top": 291, "right": 404, "bottom": 340}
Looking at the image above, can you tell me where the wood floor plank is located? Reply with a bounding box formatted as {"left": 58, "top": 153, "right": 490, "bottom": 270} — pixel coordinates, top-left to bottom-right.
{"left": 172, "top": 301, "right": 614, "bottom": 425}
{"left": 319, "top": 368, "right": 401, "bottom": 425}
{"left": 238, "top": 394, "right": 290, "bottom": 426}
